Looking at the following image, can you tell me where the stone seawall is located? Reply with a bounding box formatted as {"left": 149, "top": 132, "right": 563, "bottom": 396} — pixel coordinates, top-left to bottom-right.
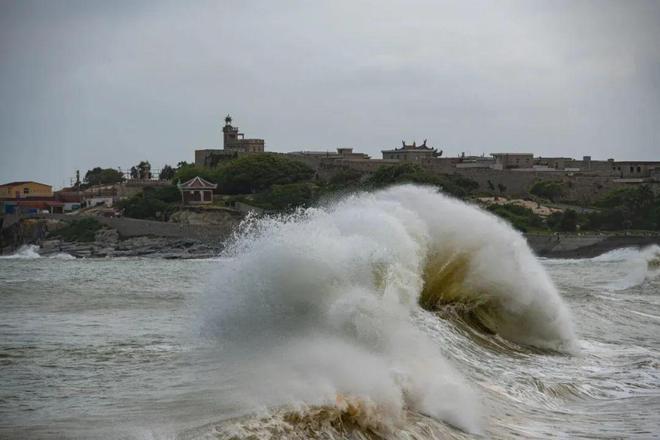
{"left": 33, "top": 214, "right": 235, "bottom": 243}
{"left": 94, "top": 217, "right": 231, "bottom": 242}
{"left": 525, "top": 233, "right": 660, "bottom": 258}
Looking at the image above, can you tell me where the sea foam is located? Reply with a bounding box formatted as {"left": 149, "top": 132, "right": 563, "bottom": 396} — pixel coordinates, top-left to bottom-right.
{"left": 198, "top": 185, "right": 577, "bottom": 434}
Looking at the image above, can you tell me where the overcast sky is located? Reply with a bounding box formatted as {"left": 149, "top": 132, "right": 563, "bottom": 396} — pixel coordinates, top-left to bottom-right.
{"left": 1, "top": 0, "right": 659, "bottom": 188}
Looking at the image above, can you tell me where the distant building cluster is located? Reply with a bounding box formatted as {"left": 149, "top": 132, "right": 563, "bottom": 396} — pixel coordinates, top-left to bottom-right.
{"left": 0, "top": 179, "right": 173, "bottom": 215}
{"left": 190, "top": 115, "right": 660, "bottom": 204}
{"left": 192, "top": 116, "right": 660, "bottom": 184}
{"left": 3, "top": 115, "right": 659, "bottom": 216}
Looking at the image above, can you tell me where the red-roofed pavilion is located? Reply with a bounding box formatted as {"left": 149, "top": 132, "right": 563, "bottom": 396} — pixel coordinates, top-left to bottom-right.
{"left": 177, "top": 176, "right": 217, "bottom": 205}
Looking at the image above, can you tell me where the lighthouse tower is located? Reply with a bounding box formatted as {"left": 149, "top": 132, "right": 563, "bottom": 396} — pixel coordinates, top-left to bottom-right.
{"left": 222, "top": 115, "right": 241, "bottom": 149}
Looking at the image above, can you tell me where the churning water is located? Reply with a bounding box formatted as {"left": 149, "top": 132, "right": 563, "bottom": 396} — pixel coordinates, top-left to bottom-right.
{"left": 0, "top": 186, "right": 658, "bottom": 439}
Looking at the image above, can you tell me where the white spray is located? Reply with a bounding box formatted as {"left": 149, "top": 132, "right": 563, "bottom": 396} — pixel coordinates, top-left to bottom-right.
{"left": 198, "top": 185, "right": 577, "bottom": 434}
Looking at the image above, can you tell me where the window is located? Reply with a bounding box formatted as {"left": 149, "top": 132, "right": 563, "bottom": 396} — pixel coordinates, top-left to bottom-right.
{"left": 23, "top": 187, "right": 30, "bottom": 194}
{"left": 637, "top": 166, "right": 641, "bottom": 173}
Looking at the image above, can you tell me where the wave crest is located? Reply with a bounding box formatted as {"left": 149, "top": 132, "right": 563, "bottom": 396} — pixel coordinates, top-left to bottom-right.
{"left": 198, "top": 185, "right": 577, "bottom": 434}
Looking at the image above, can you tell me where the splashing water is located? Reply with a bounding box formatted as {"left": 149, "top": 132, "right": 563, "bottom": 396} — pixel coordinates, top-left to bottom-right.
{"left": 0, "top": 244, "right": 42, "bottom": 259}
{"left": 0, "top": 244, "right": 75, "bottom": 260}
{"left": 198, "top": 185, "right": 577, "bottom": 435}
{"left": 592, "top": 245, "right": 660, "bottom": 290}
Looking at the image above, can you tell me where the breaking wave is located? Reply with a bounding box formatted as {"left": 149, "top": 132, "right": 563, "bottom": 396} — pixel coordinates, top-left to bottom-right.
{"left": 0, "top": 244, "right": 42, "bottom": 259}
{"left": 198, "top": 185, "right": 577, "bottom": 436}
{"left": 593, "top": 245, "right": 660, "bottom": 290}
{"left": 0, "top": 245, "right": 74, "bottom": 260}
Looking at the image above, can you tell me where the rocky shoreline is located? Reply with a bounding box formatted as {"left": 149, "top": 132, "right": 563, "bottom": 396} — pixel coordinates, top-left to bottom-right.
{"left": 35, "top": 229, "right": 223, "bottom": 259}
{"left": 32, "top": 231, "right": 660, "bottom": 260}
{"left": 3, "top": 214, "right": 659, "bottom": 260}
{"left": 525, "top": 233, "right": 660, "bottom": 258}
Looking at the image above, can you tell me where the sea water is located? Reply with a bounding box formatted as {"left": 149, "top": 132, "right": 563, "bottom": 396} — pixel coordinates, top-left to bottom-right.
{"left": 0, "top": 186, "right": 658, "bottom": 439}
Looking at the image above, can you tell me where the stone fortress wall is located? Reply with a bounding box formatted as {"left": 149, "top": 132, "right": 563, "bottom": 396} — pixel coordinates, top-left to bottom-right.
{"left": 194, "top": 116, "right": 660, "bottom": 203}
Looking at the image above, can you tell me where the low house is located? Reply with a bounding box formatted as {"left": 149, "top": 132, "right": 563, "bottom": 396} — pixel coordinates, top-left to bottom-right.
{"left": 83, "top": 196, "right": 114, "bottom": 208}
{"left": 177, "top": 176, "right": 217, "bottom": 205}
{"left": 0, "top": 199, "right": 64, "bottom": 214}
{"left": 55, "top": 191, "right": 82, "bottom": 212}
{"left": 0, "top": 180, "right": 59, "bottom": 214}
{"left": 0, "top": 181, "right": 53, "bottom": 199}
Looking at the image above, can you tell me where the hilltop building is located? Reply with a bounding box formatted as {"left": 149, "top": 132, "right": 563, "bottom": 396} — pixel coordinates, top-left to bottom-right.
{"left": 381, "top": 140, "right": 440, "bottom": 161}
{"left": 188, "top": 115, "right": 659, "bottom": 204}
{"left": 222, "top": 115, "right": 264, "bottom": 153}
{"left": 195, "top": 115, "right": 265, "bottom": 167}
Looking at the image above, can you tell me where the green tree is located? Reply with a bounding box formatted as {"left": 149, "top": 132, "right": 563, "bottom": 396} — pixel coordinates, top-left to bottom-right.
{"left": 593, "top": 185, "right": 658, "bottom": 230}
{"left": 219, "top": 154, "right": 314, "bottom": 194}
{"left": 172, "top": 164, "right": 222, "bottom": 185}
{"left": 159, "top": 164, "right": 175, "bottom": 181}
{"left": 116, "top": 186, "right": 180, "bottom": 220}
{"left": 530, "top": 180, "right": 565, "bottom": 202}
{"left": 255, "top": 182, "right": 317, "bottom": 211}
{"left": 83, "top": 167, "right": 125, "bottom": 186}
{"left": 134, "top": 161, "right": 152, "bottom": 180}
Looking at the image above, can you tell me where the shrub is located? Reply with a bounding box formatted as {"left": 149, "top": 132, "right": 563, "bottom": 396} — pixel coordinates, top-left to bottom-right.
{"left": 118, "top": 195, "right": 174, "bottom": 221}
{"left": 116, "top": 185, "right": 180, "bottom": 220}
{"left": 365, "top": 163, "right": 480, "bottom": 199}
{"left": 144, "top": 185, "right": 181, "bottom": 203}
{"left": 530, "top": 180, "right": 565, "bottom": 202}
{"left": 450, "top": 175, "right": 480, "bottom": 194}
{"left": 49, "top": 218, "right": 103, "bottom": 242}
{"left": 546, "top": 209, "right": 579, "bottom": 232}
{"left": 367, "top": 163, "right": 434, "bottom": 187}
{"left": 328, "top": 168, "right": 364, "bottom": 186}
{"left": 487, "top": 204, "right": 544, "bottom": 232}
{"left": 591, "top": 185, "right": 659, "bottom": 230}
{"left": 557, "top": 209, "right": 578, "bottom": 232}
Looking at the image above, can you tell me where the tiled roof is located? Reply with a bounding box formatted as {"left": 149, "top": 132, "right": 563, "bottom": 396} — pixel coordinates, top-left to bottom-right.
{"left": 0, "top": 181, "right": 48, "bottom": 187}
{"left": 178, "top": 176, "right": 218, "bottom": 190}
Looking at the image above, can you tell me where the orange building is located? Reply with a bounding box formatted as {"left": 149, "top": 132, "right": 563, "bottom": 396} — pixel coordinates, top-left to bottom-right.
{"left": 0, "top": 181, "right": 61, "bottom": 214}
{"left": 0, "top": 181, "right": 53, "bottom": 198}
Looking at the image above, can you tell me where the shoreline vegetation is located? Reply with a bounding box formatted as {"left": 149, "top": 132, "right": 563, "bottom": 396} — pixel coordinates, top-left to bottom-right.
{"left": 2, "top": 156, "right": 660, "bottom": 258}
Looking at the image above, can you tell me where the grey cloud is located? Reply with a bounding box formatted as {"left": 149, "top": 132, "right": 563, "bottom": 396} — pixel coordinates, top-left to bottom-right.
{"left": 0, "top": 0, "right": 658, "bottom": 187}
